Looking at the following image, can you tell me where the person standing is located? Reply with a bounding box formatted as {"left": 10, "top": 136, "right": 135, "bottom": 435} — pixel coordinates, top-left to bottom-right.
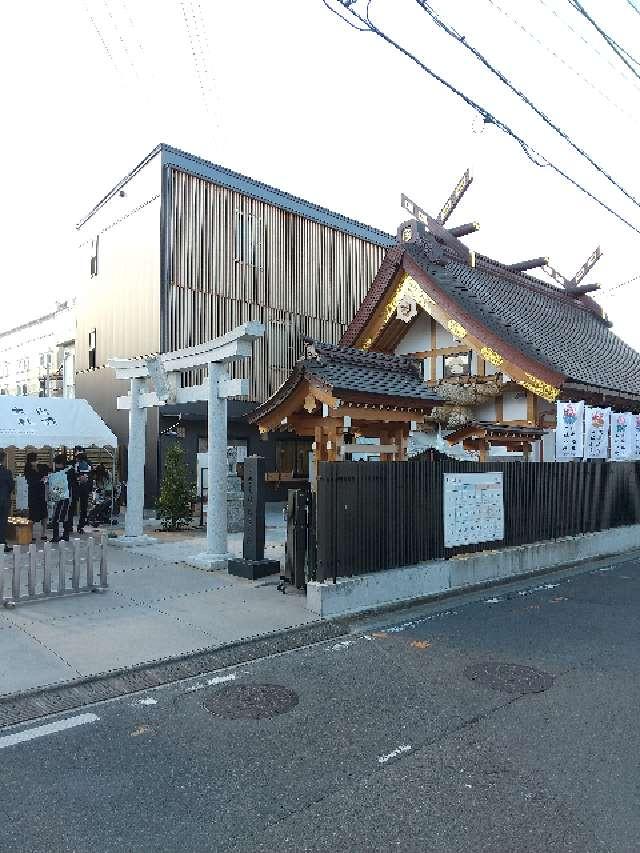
{"left": 49, "top": 454, "right": 72, "bottom": 543}
{"left": 69, "top": 450, "right": 92, "bottom": 535}
{"left": 24, "top": 452, "right": 48, "bottom": 544}
{"left": 0, "top": 451, "right": 14, "bottom": 554}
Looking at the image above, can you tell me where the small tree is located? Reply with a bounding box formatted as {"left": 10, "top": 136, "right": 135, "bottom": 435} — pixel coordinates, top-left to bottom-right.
{"left": 156, "top": 443, "right": 195, "bottom": 530}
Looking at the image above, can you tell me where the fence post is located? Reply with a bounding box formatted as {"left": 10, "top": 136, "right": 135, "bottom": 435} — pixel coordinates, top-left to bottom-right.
{"left": 28, "top": 545, "right": 37, "bottom": 598}
{"left": 12, "top": 550, "right": 20, "bottom": 601}
{"left": 43, "top": 542, "right": 52, "bottom": 595}
{"left": 99, "top": 536, "right": 108, "bottom": 589}
{"left": 58, "top": 543, "right": 66, "bottom": 595}
{"left": 87, "top": 537, "right": 94, "bottom": 588}
{"left": 72, "top": 539, "right": 81, "bottom": 592}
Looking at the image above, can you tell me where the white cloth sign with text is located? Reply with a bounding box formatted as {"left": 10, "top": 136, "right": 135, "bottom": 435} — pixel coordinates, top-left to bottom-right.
{"left": 555, "top": 401, "right": 584, "bottom": 460}
{"left": 611, "top": 412, "right": 635, "bottom": 460}
{"left": 583, "top": 406, "right": 610, "bottom": 459}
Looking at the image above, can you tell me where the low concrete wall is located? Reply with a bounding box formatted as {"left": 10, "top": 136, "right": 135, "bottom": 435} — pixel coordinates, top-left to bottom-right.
{"left": 306, "top": 525, "right": 640, "bottom": 618}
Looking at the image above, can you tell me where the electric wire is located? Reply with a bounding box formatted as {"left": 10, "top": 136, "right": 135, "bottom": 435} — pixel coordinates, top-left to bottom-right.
{"left": 536, "top": 0, "right": 640, "bottom": 92}
{"left": 567, "top": 0, "right": 640, "bottom": 83}
{"left": 415, "top": 0, "right": 640, "bottom": 212}
{"left": 321, "top": 0, "right": 640, "bottom": 236}
{"left": 81, "top": 0, "right": 120, "bottom": 73}
{"left": 484, "top": 0, "right": 637, "bottom": 123}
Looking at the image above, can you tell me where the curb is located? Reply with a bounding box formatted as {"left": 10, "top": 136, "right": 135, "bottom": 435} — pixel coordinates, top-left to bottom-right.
{"left": 0, "top": 620, "right": 347, "bottom": 729}
{"left": 2, "top": 547, "right": 638, "bottom": 729}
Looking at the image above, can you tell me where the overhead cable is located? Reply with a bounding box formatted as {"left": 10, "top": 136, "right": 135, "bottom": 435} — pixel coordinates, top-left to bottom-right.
{"left": 320, "top": 0, "right": 640, "bottom": 236}
{"left": 485, "top": 0, "right": 637, "bottom": 123}
{"left": 536, "top": 0, "right": 640, "bottom": 92}
{"left": 567, "top": 0, "right": 640, "bottom": 83}
{"left": 415, "top": 0, "right": 640, "bottom": 212}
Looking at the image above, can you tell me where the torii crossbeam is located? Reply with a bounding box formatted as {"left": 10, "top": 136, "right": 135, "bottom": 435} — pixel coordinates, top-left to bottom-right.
{"left": 109, "top": 322, "right": 264, "bottom": 567}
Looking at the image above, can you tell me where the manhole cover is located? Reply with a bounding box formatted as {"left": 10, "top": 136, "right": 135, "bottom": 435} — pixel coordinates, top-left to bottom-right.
{"left": 203, "top": 684, "right": 299, "bottom": 720}
{"left": 464, "top": 661, "right": 555, "bottom": 695}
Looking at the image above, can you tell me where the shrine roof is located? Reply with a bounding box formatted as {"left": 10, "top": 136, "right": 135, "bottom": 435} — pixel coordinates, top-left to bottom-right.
{"left": 341, "top": 235, "right": 640, "bottom": 400}
{"left": 249, "top": 339, "right": 442, "bottom": 422}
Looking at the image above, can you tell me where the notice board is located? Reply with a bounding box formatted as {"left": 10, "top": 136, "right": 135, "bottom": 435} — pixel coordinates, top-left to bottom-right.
{"left": 443, "top": 472, "right": 504, "bottom": 548}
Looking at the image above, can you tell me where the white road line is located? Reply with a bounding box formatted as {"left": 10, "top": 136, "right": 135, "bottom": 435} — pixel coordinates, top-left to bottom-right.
{"left": 185, "top": 673, "right": 237, "bottom": 693}
{"left": 378, "top": 744, "right": 412, "bottom": 764}
{"left": 136, "top": 698, "right": 158, "bottom": 706}
{"left": 0, "top": 713, "right": 100, "bottom": 750}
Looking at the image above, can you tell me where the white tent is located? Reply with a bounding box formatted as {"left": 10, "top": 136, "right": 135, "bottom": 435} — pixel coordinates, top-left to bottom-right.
{"left": 0, "top": 396, "right": 116, "bottom": 449}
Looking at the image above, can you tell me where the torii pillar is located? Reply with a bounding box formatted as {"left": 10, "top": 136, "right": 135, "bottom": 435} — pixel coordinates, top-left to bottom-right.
{"left": 109, "top": 322, "right": 265, "bottom": 567}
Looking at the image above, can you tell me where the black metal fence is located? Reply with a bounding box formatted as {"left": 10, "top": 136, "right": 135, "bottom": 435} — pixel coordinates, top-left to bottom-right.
{"left": 315, "top": 459, "right": 640, "bottom": 582}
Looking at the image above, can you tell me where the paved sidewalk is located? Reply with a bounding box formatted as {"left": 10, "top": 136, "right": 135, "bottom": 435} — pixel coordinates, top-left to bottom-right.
{"left": 0, "top": 511, "right": 317, "bottom": 698}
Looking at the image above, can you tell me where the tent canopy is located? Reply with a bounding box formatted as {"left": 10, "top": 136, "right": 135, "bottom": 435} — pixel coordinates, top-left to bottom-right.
{"left": 0, "top": 396, "right": 117, "bottom": 450}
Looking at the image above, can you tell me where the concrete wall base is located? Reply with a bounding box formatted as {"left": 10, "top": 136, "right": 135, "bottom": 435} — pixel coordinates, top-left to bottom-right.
{"left": 306, "top": 525, "right": 640, "bottom": 619}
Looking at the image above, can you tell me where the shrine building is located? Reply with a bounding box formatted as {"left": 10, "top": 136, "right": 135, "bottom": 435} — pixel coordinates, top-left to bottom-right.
{"left": 253, "top": 174, "right": 640, "bottom": 465}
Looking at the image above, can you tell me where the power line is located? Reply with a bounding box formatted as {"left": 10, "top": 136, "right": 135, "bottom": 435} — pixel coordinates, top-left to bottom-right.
{"left": 320, "top": 0, "right": 640, "bottom": 236}
{"left": 536, "top": 0, "right": 640, "bottom": 93}
{"left": 626, "top": 0, "right": 640, "bottom": 16}
{"left": 567, "top": 0, "right": 640, "bottom": 83}
{"left": 484, "top": 0, "right": 637, "bottom": 123}
{"left": 602, "top": 272, "right": 640, "bottom": 294}
{"left": 178, "top": 0, "right": 211, "bottom": 118}
{"left": 101, "top": 0, "right": 139, "bottom": 78}
{"left": 81, "top": 0, "right": 120, "bottom": 73}
{"left": 415, "top": 0, "right": 640, "bottom": 212}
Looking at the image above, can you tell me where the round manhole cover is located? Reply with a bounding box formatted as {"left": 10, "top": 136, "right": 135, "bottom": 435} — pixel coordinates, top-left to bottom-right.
{"left": 464, "top": 661, "right": 555, "bottom": 695}
{"left": 203, "top": 684, "right": 299, "bottom": 720}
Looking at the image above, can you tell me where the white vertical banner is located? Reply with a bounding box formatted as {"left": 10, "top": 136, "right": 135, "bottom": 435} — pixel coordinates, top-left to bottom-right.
{"left": 611, "top": 412, "right": 635, "bottom": 460}
{"left": 635, "top": 415, "right": 640, "bottom": 459}
{"left": 583, "top": 406, "right": 610, "bottom": 459}
{"left": 555, "top": 401, "right": 584, "bottom": 460}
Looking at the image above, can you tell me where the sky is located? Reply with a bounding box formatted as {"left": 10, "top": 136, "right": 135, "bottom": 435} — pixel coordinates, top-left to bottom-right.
{"left": 1, "top": 0, "right": 639, "bottom": 346}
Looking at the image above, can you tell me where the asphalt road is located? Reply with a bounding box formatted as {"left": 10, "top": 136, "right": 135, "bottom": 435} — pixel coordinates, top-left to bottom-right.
{"left": 1, "top": 556, "right": 639, "bottom": 852}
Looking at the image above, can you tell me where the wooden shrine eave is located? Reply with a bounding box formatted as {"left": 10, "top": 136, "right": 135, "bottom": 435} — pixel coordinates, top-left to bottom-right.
{"left": 446, "top": 423, "right": 544, "bottom": 445}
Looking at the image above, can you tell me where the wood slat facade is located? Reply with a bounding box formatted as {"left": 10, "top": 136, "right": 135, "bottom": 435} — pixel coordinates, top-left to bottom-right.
{"left": 165, "top": 169, "right": 387, "bottom": 401}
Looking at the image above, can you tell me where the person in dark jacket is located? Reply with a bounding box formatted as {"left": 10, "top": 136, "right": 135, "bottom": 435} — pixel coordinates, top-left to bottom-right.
{"left": 0, "top": 451, "right": 15, "bottom": 553}
{"left": 24, "top": 452, "right": 49, "bottom": 543}
{"left": 66, "top": 447, "right": 92, "bottom": 536}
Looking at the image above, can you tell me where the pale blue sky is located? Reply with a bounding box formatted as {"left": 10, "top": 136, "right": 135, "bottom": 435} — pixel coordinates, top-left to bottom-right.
{"left": 1, "top": 0, "right": 639, "bottom": 344}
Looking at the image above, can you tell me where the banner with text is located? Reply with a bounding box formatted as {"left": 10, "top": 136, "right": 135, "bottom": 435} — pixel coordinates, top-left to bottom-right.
{"left": 583, "top": 406, "right": 610, "bottom": 459}
{"left": 555, "top": 401, "right": 584, "bottom": 460}
{"left": 611, "top": 412, "right": 635, "bottom": 460}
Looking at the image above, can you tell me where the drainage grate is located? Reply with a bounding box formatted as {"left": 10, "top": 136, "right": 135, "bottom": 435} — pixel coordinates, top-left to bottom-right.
{"left": 203, "top": 684, "right": 299, "bottom": 720}
{"left": 464, "top": 661, "right": 555, "bottom": 695}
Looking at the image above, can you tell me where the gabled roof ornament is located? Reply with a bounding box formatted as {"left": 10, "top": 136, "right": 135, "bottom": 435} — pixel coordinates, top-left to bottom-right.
{"left": 399, "top": 169, "right": 478, "bottom": 268}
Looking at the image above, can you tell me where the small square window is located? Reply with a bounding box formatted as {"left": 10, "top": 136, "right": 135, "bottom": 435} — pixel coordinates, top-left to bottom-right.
{"left": 443, "top": 352, "right": 471, "bottom": 380}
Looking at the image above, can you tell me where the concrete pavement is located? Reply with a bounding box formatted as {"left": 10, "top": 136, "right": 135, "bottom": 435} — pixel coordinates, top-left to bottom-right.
{"left": 0, "top": 506, "right": 317, "bottom": 696}
{"left": 0, "top": 554, "right": 638, "bottom": 851}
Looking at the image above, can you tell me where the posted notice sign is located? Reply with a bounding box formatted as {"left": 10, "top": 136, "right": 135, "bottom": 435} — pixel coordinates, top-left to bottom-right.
{"left": 443, "top": 472, "right": 504, "bottom": 548}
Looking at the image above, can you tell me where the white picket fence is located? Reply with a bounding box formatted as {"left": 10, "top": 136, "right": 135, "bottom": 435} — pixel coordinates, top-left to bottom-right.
{"left": 0, "top": 537, "right": 108, "bottom": 607}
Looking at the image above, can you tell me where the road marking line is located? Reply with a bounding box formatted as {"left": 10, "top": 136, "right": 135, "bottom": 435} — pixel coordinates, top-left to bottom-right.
{"left": 136, "top": 698, "right": 158, "bottom": 706}
{"left": 186, "top": 673, "right": 237, "bottom": 693}
{"left": 378, "top": 744, "right": 412, "bottom": 764}
{"left": 0, "top": 713, "right": 100, "bottom": 750}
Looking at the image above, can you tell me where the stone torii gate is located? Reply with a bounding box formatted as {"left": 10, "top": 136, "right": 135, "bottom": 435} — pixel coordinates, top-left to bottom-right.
{"left": 109, "top": 322, "right": 264, "bottom": 568}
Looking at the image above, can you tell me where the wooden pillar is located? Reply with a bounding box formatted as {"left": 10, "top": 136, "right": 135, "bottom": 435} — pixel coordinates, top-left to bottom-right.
{"left": 495, "top": 395, "right": 504, "bottom": 424}
{"left": 478, "top": 439, "right": 489, "bottom": 463}
{"left": 380, "top": 428, "right": 392, "bottom": 463}
{"left": 397, "top": 426, "right": 409, "bottom": 462}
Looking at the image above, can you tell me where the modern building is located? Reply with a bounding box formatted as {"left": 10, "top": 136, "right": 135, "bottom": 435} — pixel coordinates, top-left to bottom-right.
{"left": 75, "top": 144, "right": 392, "bottom": 498}
{"left": 0, "top": 301, "right": 76, "bottom": 400}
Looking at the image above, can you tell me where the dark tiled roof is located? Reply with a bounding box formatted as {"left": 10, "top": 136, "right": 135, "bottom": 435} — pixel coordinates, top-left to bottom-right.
{"left": 249, "top": 339, "right": 441, "bottom": 421}
{"left": 303, "top": 341, "right": 441, "bottom": 402}
{"left": 404, "top": 241, "right": 640, "bottom": 397}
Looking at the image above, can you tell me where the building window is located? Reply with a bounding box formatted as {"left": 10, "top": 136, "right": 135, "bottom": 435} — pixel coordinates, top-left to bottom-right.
{"left": 234, "top": 210, "right": 262, "bottom": 266}
{"left": 22, "top": 383, "right": 28, "bottom": 396}
{"left": 90, "top": 236, "right": 99, "bottom": 277}
{"left": 88, "top": 329, "right": 97, "bottom": 370}
{"left": 40, "top": 353, "right": 45, "bottom": 367}
{"left": 16, "top": 384, "right": 21, "bottom": 396}
{"left": 443, "top": 351, "right": 471, "bottom": 380}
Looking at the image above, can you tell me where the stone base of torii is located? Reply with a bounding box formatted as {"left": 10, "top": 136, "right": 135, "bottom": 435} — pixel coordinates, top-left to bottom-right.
{"left": 108, "top": 323, "right": 264, "bottom": 569}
